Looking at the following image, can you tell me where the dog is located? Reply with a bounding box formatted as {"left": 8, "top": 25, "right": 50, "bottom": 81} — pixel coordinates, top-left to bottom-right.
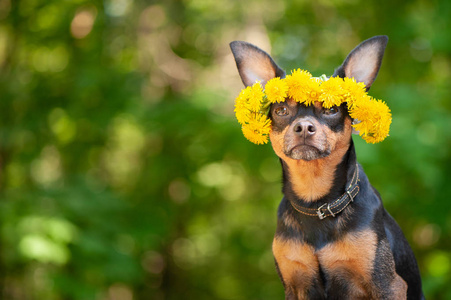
{"left": 230, "top": 36, "right": 424, "bottom": 299}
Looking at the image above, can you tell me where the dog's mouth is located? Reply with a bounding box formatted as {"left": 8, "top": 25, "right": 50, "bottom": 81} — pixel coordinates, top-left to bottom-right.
{"left": 285, "top": 143, "right": 331, "bottom": 161}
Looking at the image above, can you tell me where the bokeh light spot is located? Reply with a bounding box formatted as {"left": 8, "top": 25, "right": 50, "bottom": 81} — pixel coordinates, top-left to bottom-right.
{"left": 70, "top": 6, "right": 97, "bottom": 39}
{"left": 48, "top": 108, "right": 77, "bottom": 144}
{"left": 19, "top": 235, "right": 69, "bottom": 265}
{"left": 30, "top": 146, "right": 62, "bottom": 187}
{"left": 413, "top": 223, "right": 441, "bottom": 248}
{"left": 197, "top": 162, "right": 232, "bottom": 187}
{"left": 141, "top": 251, "right": 165, "bottom": 274}
{"left": 426, "top": 251, "right": 450, "bottom": 278}
{"left": 168, "top": 178, "right": 191, "bottom": 203}
{"left": 31, "top": 46, "right": 69, "bottom": 73}
{"left": 108, "top": 283, "right": 133, "bottom": 300}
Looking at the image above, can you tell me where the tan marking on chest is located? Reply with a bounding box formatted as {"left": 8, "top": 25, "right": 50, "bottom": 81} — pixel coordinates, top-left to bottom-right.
{"left": 282, "top": 211, "right": 302, "bottom": 231}
{"left": 317, "top": 229, "right": 378, "bottom": 297}
{"left": 272, "top": 237, "right": 319, "bottom": 298}
{"left": 392, "top": 274, "right": 408, "bottom": 299}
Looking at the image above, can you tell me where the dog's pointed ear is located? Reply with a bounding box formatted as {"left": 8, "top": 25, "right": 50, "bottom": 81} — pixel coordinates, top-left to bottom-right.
{"left": 334, "top": 35, "right": 388, "bottom": 90}
{"left": 230, "top": 41, "right": 285, "bottom": 87}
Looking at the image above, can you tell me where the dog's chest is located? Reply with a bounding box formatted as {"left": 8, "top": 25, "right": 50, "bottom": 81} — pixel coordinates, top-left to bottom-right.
{"left": 272, "top": 229, "right": 378, "bottom": 287}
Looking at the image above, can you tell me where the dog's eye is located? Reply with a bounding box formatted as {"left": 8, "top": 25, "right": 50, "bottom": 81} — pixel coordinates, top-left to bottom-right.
{"left": 323, "top": 106, "right": 339, "bottom": 116}
{"left": 275, "top": 106, "right": 288, "bottom": 116}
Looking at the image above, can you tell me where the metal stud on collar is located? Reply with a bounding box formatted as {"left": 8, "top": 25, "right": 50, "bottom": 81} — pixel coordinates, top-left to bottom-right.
{"left": 347, "top": 190, "right": 354, "bottom": 202}
{"left": 327, "top": 204, "right": 336, "bottom": 217}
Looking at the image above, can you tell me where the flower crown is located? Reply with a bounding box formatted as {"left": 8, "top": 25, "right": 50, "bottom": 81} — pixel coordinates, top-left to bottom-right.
{"left": 234, "top": 69, "right": 392, "bottom": 145}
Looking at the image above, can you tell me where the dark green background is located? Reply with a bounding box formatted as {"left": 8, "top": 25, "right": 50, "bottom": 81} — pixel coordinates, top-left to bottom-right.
{"left": 0, "top": 0, "right": 450, "bottom": 299}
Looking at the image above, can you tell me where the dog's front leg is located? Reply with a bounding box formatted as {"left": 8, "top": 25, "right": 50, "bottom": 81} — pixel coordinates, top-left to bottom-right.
{"left": 273, "top": 237, "right": 325, "bottom": 299}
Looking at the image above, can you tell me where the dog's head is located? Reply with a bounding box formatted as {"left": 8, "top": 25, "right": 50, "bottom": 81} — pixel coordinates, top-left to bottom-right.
{"left": 230, "top": 36, "right": 388, "bottom": 162}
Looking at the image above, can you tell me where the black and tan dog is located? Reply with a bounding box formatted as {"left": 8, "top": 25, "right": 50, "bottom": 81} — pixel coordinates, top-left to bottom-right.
{"left": 230, "top": 36, "right": 424, "bottom": 299}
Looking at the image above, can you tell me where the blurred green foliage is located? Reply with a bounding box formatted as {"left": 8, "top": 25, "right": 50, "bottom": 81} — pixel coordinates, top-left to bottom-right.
{"left": 0, "top": 0, "right": 450, "bottom": 299}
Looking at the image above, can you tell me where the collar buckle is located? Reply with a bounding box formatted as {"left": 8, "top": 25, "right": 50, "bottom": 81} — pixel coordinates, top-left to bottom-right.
{"left": 317, "top": 204, "right": 327, "bottom": 220}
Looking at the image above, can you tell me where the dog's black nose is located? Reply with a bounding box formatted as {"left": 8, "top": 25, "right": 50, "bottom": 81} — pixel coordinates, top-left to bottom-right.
{"left": 294, "top": 121, "right": 316, "bottom": 136}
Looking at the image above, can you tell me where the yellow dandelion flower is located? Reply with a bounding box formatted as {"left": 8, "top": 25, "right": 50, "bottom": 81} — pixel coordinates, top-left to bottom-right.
{"left": 235, "top": 107, "right": 251, "bottom": 125}
{"left": 241, "top": 113, "right": 272, "bottom": 144}
{"left": 234, "top": 86, "right": 251, "bottom": 125}
{"left": 285, "top": 69, "right": 313, "bottom": 104}
{"left": 349, "top": 94, "right": 374, "bottom": 124}
{"left": 265, "top": 77, "right": 288, "bottom": 103}
{"left": 352, "top": 120, "right": 370, "bottom": 137}
{"left": 342, "top": 77, "right": 367, "bottom": 109}
{"left": 368, "top": 100, "right": 392, "bottom": 143}
{"left": 319, "top": 77, "right": 345, "bottom": 108}
{"left": 351, "top": 98, "right": 392, "bottom": 143}
{"left": 303, "top": 77, "right": 321, "bottom": 106}
{"left": 248, "top": 82, "right": 264, "bottom": 112}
